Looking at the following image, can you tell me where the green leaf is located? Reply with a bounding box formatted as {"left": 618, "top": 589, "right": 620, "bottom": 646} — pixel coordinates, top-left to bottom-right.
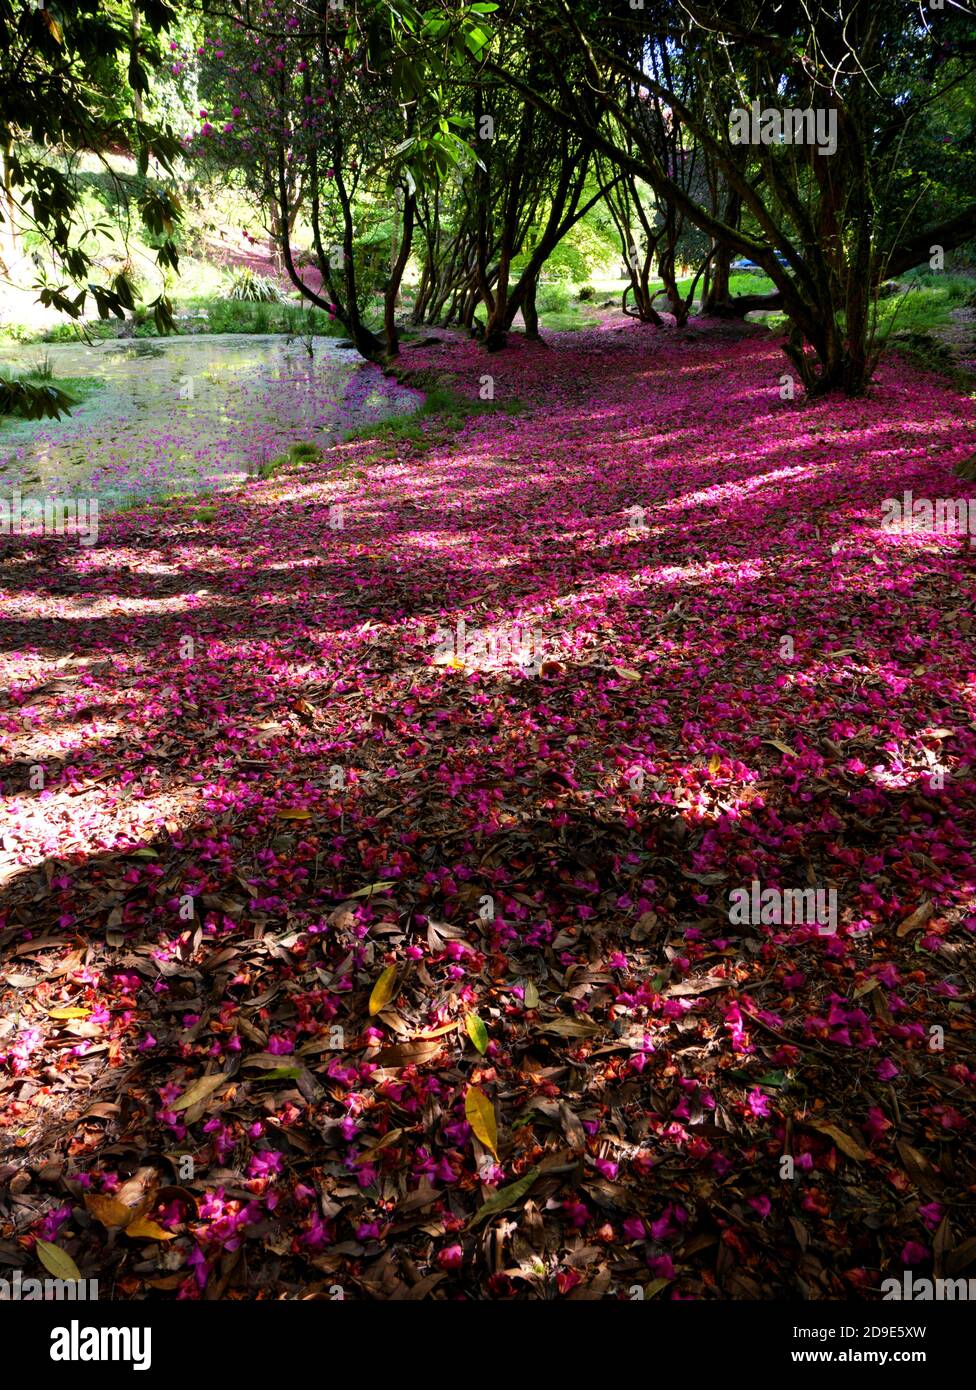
{"left": 36, "top": 1240, "right": 81, "bottom": 1282}
{"left": 466, "top": 1167, "right": 540, "bottom": 1229}
{"left": 350, "top": 880, "right": 396, "bottom": 899}
{"left": 465, "top": 1012, "right": 489, "bottom": 1054}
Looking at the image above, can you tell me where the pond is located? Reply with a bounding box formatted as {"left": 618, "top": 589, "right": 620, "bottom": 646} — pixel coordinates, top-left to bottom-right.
{"left": 0, "top": 334, "right": 419, "bottom": 511}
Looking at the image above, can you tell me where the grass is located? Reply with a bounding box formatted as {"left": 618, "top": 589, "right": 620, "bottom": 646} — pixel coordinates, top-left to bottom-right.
{"left": 0, "top": 366, "right": 105, "bottom": 424}
{"left": 170, "top": 296, "right": 347, "bottom": 338}
{"left": 254, "top": 440, "right": 325, "bottom": 480}
{"left": 532, "top": 270, "right": 783, "bottom": 331}
{"left": 341, "top": 385, "right": 527, "bottom": 459}
{"left": 873, "top": 272, "right": 974, "bottom": 340}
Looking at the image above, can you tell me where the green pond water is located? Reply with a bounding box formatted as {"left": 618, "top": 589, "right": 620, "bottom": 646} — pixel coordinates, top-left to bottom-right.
{"left": 0, "top": 334, "right": 418, "bottom": 511}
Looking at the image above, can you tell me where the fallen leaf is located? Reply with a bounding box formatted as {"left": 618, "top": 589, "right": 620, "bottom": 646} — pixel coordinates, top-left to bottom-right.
{"left": 36, "top": 1240, "right": 81, "bottom": 1282}
{"left": 373, "top": 1038, "right": 445, "bottom": 1069}
{"left": 895, "top": 1140, "right": 943, "bottom": 1195}
{"left": 806, "top": 1120, "right": 869, "bottom": 1162}
{"left": 171, "top": 1072, "right": 229, "bottom": 1112}
{"left": 413, "top": 1020, "right": 460, "bottom": 1040}
{"left": 896, "top": 901, "right": 934, "bottom": 937}
{"left": 539, "top": 1016, "right": 601, "bottom": 1038}
{"left": 84, "top": 1193, "right": 136, "bottom": 1229}
{"left": 353, "top": 1129, "right": 405, "bottom": 1163}
{"left": 763, "top": 738, "right": 799, "bottom": 758}
{"left": 369, "top": 964, "right": 397, "bottom": 1016}
{"left": 350, "top": 880, "right": 396, "bottom": 898}
{"left": 466, "top": 1167, "right": 541, "bottom": 1228}
{"left": 465, "top": 1085, "right": 499, "bottom": 1159}
{"left": 125, "top": 1217, "right": 176, "bottom": 1241}
{"left": 465, "top": 1013, "right": 489, "bottom": 1054}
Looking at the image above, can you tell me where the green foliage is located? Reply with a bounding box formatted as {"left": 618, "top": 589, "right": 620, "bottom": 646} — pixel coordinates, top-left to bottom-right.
{"left": 288, "top": 442, "right": 323, "bottom": 463}
{"left": 0, "top": 0, "right": 184, "bottom": 330}
{"left": 0, "top": 375, "right": 77, "bottom": 420}
{"left": 342, "top": 384, "right": 525, "bottom": 453}
{"left": 224, "top": 267, "right": 287, "bottom": 303}
{"left": 181, "top": 298, "right": 342, "bottom": 337}
{"left": 25, "top": 351, "right": 54, "bottom": 380}
{"left": 536, "top": 282, "right": 572, "bottom": 315}
{"left": 875, "top": 275, "right": 975, "bottom": 337}
{"left": 0, "top": 364, "right": 107, "bottom": 421}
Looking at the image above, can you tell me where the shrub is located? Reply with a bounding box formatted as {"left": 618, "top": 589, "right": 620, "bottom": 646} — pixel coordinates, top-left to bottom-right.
{"left": 25, "top": 352, "right": 55, "bottom": 380}
{"left": 224, "top": 267, "right": 286, "bottom": 303}
{"left": 537, "top": 282, "right": 572, "bottom": 314}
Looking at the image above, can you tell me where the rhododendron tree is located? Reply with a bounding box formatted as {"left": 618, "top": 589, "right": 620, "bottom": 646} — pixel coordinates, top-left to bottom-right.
{"left": 185, "top": 1, "right": 490, "bottom": 358}
{"left": 487, "top": 0, "right": 976, "bottom": 393}
{"left": 4, "top": 0, "right": 976, "bottom": 1336}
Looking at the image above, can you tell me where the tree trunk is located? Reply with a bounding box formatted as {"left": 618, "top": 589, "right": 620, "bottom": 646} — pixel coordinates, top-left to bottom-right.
{"left": 384, "top": 190, "right": 415, "bottom": 357}
{"left": 520, "top": 276, "right": 539, "bottom": 338}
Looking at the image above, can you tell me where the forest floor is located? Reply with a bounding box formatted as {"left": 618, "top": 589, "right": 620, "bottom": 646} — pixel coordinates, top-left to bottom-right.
{"left": 1, "top": 320, "right": 976, "bottom": 1300}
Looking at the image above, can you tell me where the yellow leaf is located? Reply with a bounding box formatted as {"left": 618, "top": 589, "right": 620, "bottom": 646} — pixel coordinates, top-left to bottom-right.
{"left": 42, "top": 11, "right": 64, "bottom": 45}
{"left": 125, "top": 1217, "right": 175, "bottom": 1241}
{"left": 763, "top": 738, "right": 799, "bottom": 758}
{"left": 413, "top": 1020, "right": 459, "bottom": 1039}
{"left": 49, "top": 1006, "right": 91, "bottom": 1020}
{"left": 613, "top": 666, "right": 641, "bottom": 682}
{"left": 708, "top": 752, "right": 721, "bottom": 775}
{"left": 465, "top": 1084, "right": 499, "bottom": 1159}
{"left": 806, "top": 1120, "right": 869, "bottom": 1163}
{"left": 171, "top": 1072, "right": 228, "bottom": 1112}
{"left": 277, "top": 807, "right": 312, "bottom": 820}
{"left": 523, "top": 980, "right": 539, "bottom": 1009}
{"left": 84, "top": 1193, "right": 135, "bottom": 1229}
{"left": 36, "top": 1240, "right": 81, "bottom": 1282}
{"left": 369, "top": 964, "right": 397, "bottom": 1016}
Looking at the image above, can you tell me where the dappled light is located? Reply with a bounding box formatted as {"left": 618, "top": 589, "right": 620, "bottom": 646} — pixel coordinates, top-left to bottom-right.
{"left": 1, "top": 0, "right": 976, "bottom": 1350}
{"left": 3, "top": 319, "right": 976, "bottom": 1314}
